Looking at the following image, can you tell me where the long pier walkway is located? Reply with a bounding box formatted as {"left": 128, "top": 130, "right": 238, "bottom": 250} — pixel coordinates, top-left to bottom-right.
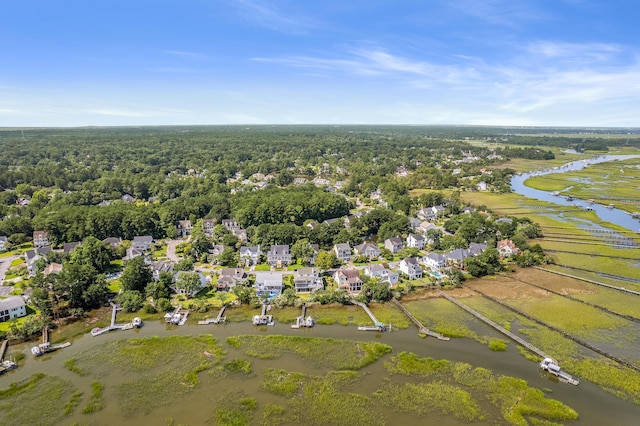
{"left": 0, "top": 339, "right": 7, "bottom": 361}
{"left": 534, "top": 266, "right": 640, "bottom": 296}
{"left": 391, "top": 299, "right": 449, "bottom": 340}
{"left": 351, "top": 300, "right": 385, "bottom": 331}
{"left": 436, "top": 290, "right": 550, "bottom": 359}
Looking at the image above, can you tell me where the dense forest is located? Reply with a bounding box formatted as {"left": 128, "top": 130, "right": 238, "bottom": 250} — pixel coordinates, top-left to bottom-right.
{"left": 0, "top": 125, "right": 632, "bottom": 245}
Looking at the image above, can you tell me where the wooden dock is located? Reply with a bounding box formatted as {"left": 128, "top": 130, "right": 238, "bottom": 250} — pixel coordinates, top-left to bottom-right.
{"left": 351, "top": 300, "right": 386, "bottom": 331}
{"left": 291, "top": 303, "right": 314, "bottom": 329}
{"left": 391, "top": 299, "right": 449, "bottom": 340}
{"left": 0, "top": 339, "right": 8, "bottom": 361}
{"left": 437, "top": 290, "right": 550, "bottom": 359}
{"left": 199, "top": 306, "right": 227, "bottom": 325}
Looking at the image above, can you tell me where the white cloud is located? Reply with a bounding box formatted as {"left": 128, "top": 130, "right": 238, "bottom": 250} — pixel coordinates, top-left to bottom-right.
{"left": 231, "top": 0, "right": 319, "bottom": 35}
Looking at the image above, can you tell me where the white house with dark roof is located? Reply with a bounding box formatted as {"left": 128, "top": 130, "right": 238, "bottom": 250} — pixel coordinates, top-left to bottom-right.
{"left": 0, "top": 296, "right": 27, "bottom": 322}
{"left": 407, "top": 233, "right": 426, "bottom": 249}
{"left": 202, "top": 219, "right": 216, "bottom": 235}
{"left": 423, "top": 252, "right": 446, "bottom": 271}
{"left": 384, "top": 237, "right": 404, "bottom": 254}
{"left": 353, "top": 243, "right": 380, "bottom": 259}
{"left": 178, "top": 220, "right": 193, "bottom": 237}
{"left": 364, "top": 264, "right": 399, "bottom": 285}
{"left": 267, "top": 245, "right": 292, "bottom": 266}
{"left": 33, "top": 231, "right": 49, "bottom": 247}
{"left": 132, "top": 235, "right": 154, "bottom": 251}
{"left": 240, "top": 246, "right": 261, "bottom": 266}
{"left": 333, "top": 243, "right": 352, "bottom": 262}
{"left": 399, "top": 257, "right": 423, "bottom": 280}
{"left": 293, "top": 267, "right": 323, "bottom": 293}
{"left": 222, "top": 219, "right": 240, "bottom": 231}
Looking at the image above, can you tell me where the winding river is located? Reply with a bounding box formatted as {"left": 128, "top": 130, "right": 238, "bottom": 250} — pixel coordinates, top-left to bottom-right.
{"left": 511, "top": 154, "right": 640, "bottom": 232}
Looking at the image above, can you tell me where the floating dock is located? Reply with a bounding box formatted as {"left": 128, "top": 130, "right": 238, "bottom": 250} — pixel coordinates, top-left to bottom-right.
{"left": 351, "top": 300, "right": 386, "bottom": 332}
{"left": 391, "top": 299, "right": 449, "bottom": 340}
{"left": 165, "top": 308, "right": 189, "bottom": 325}
{"left": 198, "top": 306, "right": 226, "bottom": 325}
{"left": 253, "top": 302, "right": 274, "bottom": 326}
{"left": 92, "top": 303, "right": 140, "bottom": 336}
{"left": 291, "top": 304, "right": 314, "bottom": 329}
{"left": 540, "top": 358, "right": 579, "bottom": 385}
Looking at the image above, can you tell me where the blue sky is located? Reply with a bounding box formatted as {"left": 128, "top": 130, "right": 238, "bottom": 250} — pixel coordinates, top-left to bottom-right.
{"left": 1, "top": 0, "right": 638, "bottom": 127}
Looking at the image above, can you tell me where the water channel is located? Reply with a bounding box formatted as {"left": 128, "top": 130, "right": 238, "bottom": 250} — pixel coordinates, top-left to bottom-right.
{"left": 3, "top": 316, "right": 640, "bottom": 425}
{"left": 510, "top": 154, "right": 640, "bottom": 232}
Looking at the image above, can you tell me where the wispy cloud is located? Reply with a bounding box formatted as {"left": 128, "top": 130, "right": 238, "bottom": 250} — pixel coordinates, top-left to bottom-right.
{"left": 448, "top": 0, "right": 546, "bottom": 27}
{"left": 527, "top": 41, "right": 621, "bottom": 63}
{"left": 253, "top": 47, "right": 480, "bottom": 85}
{"left": 231, "top": 0, "right": 319, "bottom": 35}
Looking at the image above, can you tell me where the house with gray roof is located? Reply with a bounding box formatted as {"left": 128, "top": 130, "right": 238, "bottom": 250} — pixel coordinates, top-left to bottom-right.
{"left": 255, "top": 271, "right": 284, "bottom": 297}
{"left": 353, "top": 242, "right": 380, "bottom": 259}
{"left": 399, "top": 257, "right": 423, "bottom": 280}
{"left": 293, "top": 267, "right": 323, "bottom": 293}
{"left": 267, "top": 245, "right": 292, "bottom": 266}
{"left": 384, "top": 237, "right": 404, "bottom": 254}
{"left": 333, "top": 243, "right": 352, "bottom": 262}
{"left": 240, "top": 246, "right": 261, "bottom": 266}
{"left": 0, "top": 296, "right": 27, "bottom": 322}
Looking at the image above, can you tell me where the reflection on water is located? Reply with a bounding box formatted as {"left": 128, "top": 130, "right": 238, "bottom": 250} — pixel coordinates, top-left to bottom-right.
{"left": 511, "top": 154, "right": 640, "bottom": 232}
{"left": 4, "top": 318, "right": 640, "bottom": 425}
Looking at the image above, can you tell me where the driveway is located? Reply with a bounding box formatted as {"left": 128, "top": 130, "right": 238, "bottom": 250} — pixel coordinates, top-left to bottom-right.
{"left": 165, "top": 240, "right": 183, "bottom": 263}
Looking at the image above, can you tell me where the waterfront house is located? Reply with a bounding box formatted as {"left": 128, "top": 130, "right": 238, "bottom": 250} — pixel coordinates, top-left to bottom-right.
{"left": 333, "top": 269, "right": 363, "bottom": 292}
{"left": 0, "top": 296, "right": 27, "bottom": 322}
{"left": 468, "top": 242, "right": 488, "bottom": 256}
{"left": 364, "top": 264, "right": 399, "bottom": 285}
{"left": 423, "top": 252, "right": 446, "bottom": 271}
{"left": 222, "top": 219, "right": 241, "bottom": 231}
{"left": 217, "top": 268, "right": 247, "bottom": 291}
{"left": 255, "top": 271, "right": 284, "bottom": 297}
{"left": 293, "top": 267, "right": 323, "bottom": 293}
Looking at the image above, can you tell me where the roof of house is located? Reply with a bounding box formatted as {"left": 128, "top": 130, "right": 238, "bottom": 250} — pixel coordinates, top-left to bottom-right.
{"left": 402, "top": 257, "right": 420, "bottom": 266}
{"left": 386, "top": 237, "right": 403, "bottom": 245}
{"left": 268, "top": 244, "right": 290, "bottom": 254}
{"left": 354, "top": 243, "right": 378, "bottom": 252}
{"left": 0, "top": 296, "right": 25, "bottom": 310}
{"left": 43, "top": 263, "right": 63, "bottom": 275}
{"left": 240, "top": 245, "right": 260, "bottom": 255}
{"left": 133, "top": 235, "right": 154, "bottom": 244}
{"left": 63, "top": 241, "right": 81, "bottom": 253}
{"left": 408, "top": 233, "right": 426, "bottom": 241}
{"left": 425, "top": 252, "right": 446, "bottom": 262}
{"left": 334, "top": 243, "right": 351, "bottom": 251}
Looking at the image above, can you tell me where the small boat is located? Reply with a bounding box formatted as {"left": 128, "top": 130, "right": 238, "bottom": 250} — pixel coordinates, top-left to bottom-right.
{"left": 304, "top": 316, "right": 315, "bottom": 327}
{"left": 132, "top": 317, "right": 143, "bottom": 328}
{"left": 31, "top": 346, "right": 42, "bottom": 356}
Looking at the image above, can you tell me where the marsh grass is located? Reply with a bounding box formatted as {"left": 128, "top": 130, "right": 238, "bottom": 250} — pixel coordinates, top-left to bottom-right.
{"left": 261, "top": 404, "right": 286, "bottom": 426}
{"left": 81, "top": 381, "right": 104, "bottom": 414}
{"left": 0, "top": 373, "right": 79, "bottom": 425}
{"left": 404, "top": 297, "right": 478, "bottom": 339}
{"left": 64, "top": 391, "right": 83, "bottom": 415}
{"left": 261, "top": 368, "right": 385, "bottom": 426}
{"left": 223, "top": 358, "right": 252, "bottom": 374}
{"left": 73, "top": 335, "right": 226, "bottom": 417}
{"left": 227, "top": 335, "right": 391, "bottom": 370}
{"left": 64, "top": 358, "right": 87, "bottom": 376}
{"left": 374, "top": 381, "right": 484, "bottom": 422}
{"left": 384, "top": 352, "right": 578, "bottom": 424}
{"left": 488, "top": 338, "right": 508, "bottom": 351}
{"left": 210, "top": 391, "right": 257, "bottom": 426}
